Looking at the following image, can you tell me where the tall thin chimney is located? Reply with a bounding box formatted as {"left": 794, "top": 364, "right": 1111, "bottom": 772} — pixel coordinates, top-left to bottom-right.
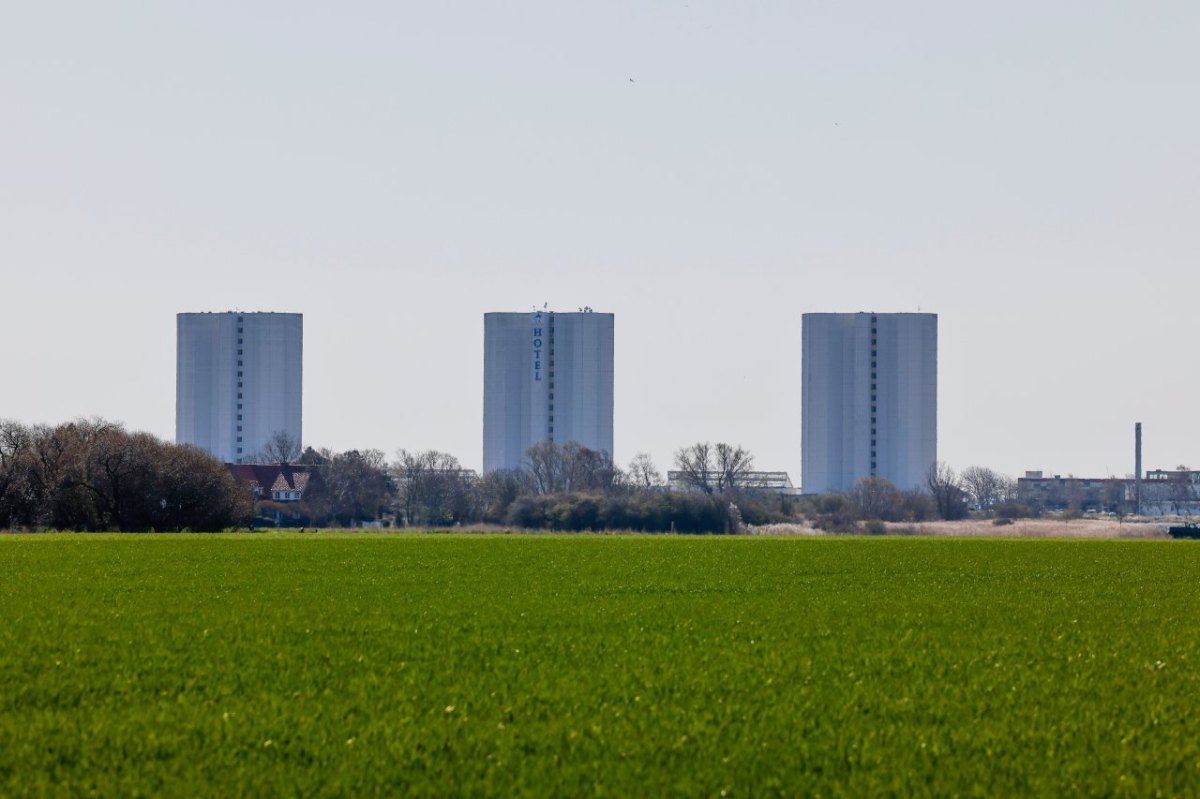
{"left": 1135, "top": 422, "right": 1143, "bottom": 516}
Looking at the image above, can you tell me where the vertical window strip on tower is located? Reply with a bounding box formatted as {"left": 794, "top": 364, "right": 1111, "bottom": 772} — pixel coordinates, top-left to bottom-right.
{"left": 547, "top": 314, "right": 555, "bottom": 442}
{"left": 870, "top": 315, "right": 878, "bottom": 475}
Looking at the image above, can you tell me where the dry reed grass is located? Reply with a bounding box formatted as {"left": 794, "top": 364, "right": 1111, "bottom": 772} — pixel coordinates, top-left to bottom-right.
{"left": 748, "top": 518, "right": 1172, "bottom": 538}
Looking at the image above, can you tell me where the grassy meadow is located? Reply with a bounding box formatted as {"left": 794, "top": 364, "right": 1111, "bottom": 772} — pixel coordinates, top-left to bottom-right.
{"left": 2, "top": 534, "right": 1199, "bottom": 795}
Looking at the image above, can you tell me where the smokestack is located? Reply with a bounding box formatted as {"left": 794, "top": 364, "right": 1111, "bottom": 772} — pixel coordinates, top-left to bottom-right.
{"left": 1135, "top": 422, "right": 1143, "bottom": 516}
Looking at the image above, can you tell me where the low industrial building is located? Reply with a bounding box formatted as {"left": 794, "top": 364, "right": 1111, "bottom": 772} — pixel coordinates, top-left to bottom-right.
{"left": 1016, "top": 472, "right": 1130, "bottom": 513}
{"left": 1016, "top": 469, "right": 1200, "bottom": 516}
{"left": 1141, "top": 470, "right": 1200, "bottom": 516}
{"left": 667, "top": 471, "right": 800, "bottom": 495}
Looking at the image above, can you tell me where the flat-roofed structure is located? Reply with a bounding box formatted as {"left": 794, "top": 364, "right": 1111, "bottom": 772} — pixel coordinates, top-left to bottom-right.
{"left": 667, "top": 470, "right": 800, "bottom": 495}
{"left": 802, "top": 312, "right": 937, "bottom": 493}
{"left": 483, "top": 310, "right": 614, "bottom": 472}
{"left": 176, "top": 312, "right": 302, "bottom": 463}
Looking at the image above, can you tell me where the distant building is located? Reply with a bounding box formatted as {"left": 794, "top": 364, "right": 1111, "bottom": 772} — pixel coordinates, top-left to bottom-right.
{"left": 802, "top": 312, "right": 937, "bottom": 493}
{"left": 667, "top": 470, "right": 799, "bottom": 495}
{"left": 228, "top": 462, "right": 316, "bottom": 527}
{"left": 1016, "top": 469, "right": 1200, "bottom": 516}
{"left": 483, "top": 310, "right": 614, "bottom": 472}
{"left": 227, "top": 463, "right": 314, "bottom": 502}
{"left": 177, "top": 312, "right": 302, "bottom": 463}
{"left": 1142, "top": 470, "right": 1200, "bottom": 516}
{"left": 1016, "top": 473, "right": 1130, "bottom": 513}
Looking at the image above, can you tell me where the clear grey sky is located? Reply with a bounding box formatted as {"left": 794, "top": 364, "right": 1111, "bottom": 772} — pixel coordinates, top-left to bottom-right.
{"left": 3, "top": 1, "right": 1198, "bottom": 480}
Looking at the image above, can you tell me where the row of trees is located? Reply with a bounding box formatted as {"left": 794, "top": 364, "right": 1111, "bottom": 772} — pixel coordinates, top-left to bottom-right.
{"left": 805, "top": 464, "right": 1025, "bottom": 532}
{"left": 277, "top": 442, "right": 1026, "bottom": 532}
{"left": 381, "top": 450, "right": 1025, "bottom": 533}
{"left": 2, "top": 418, "right": 1030, "bottom": 533}
{"left": 256, "top": 427, "right": 1028, "bottom": 522}
{"left": 248, "top": 437, "right": 789, "bottom": 533}
{"left": 291, "top": 447, "right": 393, "bottom": 528}
{"left": 0, "top": 419, "right": 251, "bottom": 531}
{"left": 0, "top": 422, "right": 405, "bottom": 532}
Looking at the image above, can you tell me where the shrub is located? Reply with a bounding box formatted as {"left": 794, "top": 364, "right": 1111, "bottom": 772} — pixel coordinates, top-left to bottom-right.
{"left": 806, "top": 494, "right": 859, "bottom": 533}
{"left": 504, "top": 495, "right": 550, "bottom": 528}
{"left": 897, "top": 490, "right": 938, "bottom": 522}
{"left": 502, "top": 491, "right": 728, "bottom": 533}
{"left": 995, "top": 501, "right": 1037, "bottom": 520}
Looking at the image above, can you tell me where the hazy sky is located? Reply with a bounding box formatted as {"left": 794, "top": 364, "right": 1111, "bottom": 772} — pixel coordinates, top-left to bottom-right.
{"left": 3, "top": 2, "right": 1199, "bottom": 480}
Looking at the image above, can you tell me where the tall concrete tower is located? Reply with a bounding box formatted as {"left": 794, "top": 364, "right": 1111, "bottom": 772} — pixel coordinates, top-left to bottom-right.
{"left": 483, "top": 310, "right": 614, "bottom": 472}
{"left": 176, "top": 312, "right": 303, "bottom": 463}
{"left": 802, "top": 312, "right": 936, "bottom": 493}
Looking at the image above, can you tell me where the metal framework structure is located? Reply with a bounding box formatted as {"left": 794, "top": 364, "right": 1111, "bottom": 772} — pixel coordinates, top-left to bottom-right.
{"left": 666, "top": 471, "right": 798, "bottom": 493}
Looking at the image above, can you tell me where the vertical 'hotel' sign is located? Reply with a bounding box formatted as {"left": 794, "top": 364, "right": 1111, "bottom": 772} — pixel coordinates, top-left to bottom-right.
{"left": 532, "top": 312, "right": 544, "bottom": 382}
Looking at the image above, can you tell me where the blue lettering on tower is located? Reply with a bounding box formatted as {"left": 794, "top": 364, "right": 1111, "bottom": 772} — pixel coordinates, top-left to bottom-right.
{"left": 532, "top": 313, "right": 545, "bottom": 382}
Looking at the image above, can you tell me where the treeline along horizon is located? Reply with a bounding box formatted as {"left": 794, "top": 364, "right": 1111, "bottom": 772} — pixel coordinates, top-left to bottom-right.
{"left": 1, "top": 417, "right": 1000, "bottom": 532}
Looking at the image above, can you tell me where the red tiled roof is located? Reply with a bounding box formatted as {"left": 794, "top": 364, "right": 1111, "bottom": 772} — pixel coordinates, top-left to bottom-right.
{"left": 270, "top": 468, "right": 311, "bottom": 493}
{"left": 227, "top": 463, "right": 314, "bottom": 496}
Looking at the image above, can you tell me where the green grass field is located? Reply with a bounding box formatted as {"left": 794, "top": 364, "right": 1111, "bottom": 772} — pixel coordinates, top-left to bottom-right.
{"left": 2, "top": 535, "right": 1199, "bottom": 796}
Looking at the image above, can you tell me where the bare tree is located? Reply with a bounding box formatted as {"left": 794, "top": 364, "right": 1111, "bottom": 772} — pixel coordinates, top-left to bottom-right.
{"left": 713, "top": 443, "right": 754, "bottom": 493}
{"left": 393, "top": 449, "right": 475, "bottom": 527}
{"left": 960, "top": 466, "right": 1016, "bottom": 512}
{"left": 850, "top": 476, "right": 900, "bottom": 521}
{"left": 927, "top": 461, "right": 969, "bottom": 520}
{"left": 673, "top": 442, "right": 754, "bottom": 494}
{"left": 998, "top": 475, "right": 1018, "bottom": 505}
{"left": 673, "top": 442, "right": 715, "bottom": 493}
{"left": 898, "top": 488, "right": 937, "bottom": 521}
{"left": 559, "top": 442, "right": 616, "bottom": 492}
{"left": 0, "top": 417, "right": 249, "bottom": 531}
{"left": 523, "top": 441, "right": 615, "bottom": 495}
{"left": 627, "top": 452, "right": 662, "bottom": 489}
{"left": 298, "top": 446, "right": 331, "bottom": 465}
{"left": 478, "top": 468, "right": 531, "bottom": 521}
{"left": 524, "top": 441, "right": 566, "bottom": 495}
{"left": 257, "top": 430, "right": 301, "bottom": 464}
{"left": 309, "top": 449, "right": 392, "bottom": 526}
{"left": 0, "top": 420, "right": 35, "bottom": 529}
